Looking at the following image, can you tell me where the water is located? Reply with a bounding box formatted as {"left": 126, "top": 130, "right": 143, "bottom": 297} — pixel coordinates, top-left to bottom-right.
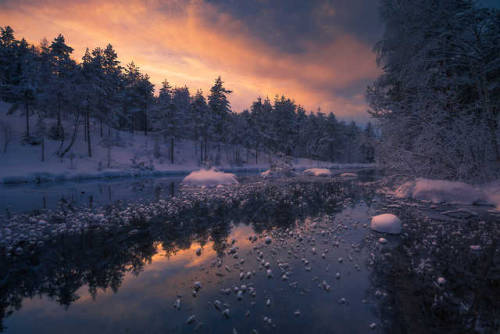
{"left": 0, "top": 174, "right": 387, "bottom": 333}
{"left": 0, "top": 176, "right": 184, "bottom": 214}
{"left": 1, "top": 206, "right": 381, "bottom": 334}
{"left": 1, "top": 171, "right": 498, "bottom": 333}
{"left": 0, "top": 168, "right": 374, "bottom": 215}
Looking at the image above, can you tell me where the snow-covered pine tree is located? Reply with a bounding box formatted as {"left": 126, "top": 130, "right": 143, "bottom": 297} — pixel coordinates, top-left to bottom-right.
{"left": 190, "top": 89, "right": 210, "bottom": 163}
{"left": 208, "top": 76, "right": 232, "bottom": 163}
{"left": 49, "top": 34, "right": 75, "bottom": 140}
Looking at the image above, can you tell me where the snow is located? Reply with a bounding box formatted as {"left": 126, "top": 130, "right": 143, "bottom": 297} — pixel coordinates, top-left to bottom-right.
{"left": 340, "top": 172, "right": 358, "bottom": 178}
{"left": 182, "top": 168, "right": 238, "bottom": 187}
{"left": 370, "top": 214, "right": 402, "bottom": 234}
{"left": 483, "top": 180, "right": 500, "bottom": 210}
{"left": 303, "top": 168, "right": 332, "bottom": 177}
{"left": 0, "top": 102, "right": 375, "bottom": 185}
{"left": 395, "top": 178, "right": 500, "bottom": 209}
{"left": 261, "top": 169, "right": 271, "bottom": 177}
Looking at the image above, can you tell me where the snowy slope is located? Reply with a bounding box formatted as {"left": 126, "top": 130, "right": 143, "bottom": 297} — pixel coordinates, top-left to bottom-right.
{"left": 0, "top": 102, "right": 370, "bottom": 184}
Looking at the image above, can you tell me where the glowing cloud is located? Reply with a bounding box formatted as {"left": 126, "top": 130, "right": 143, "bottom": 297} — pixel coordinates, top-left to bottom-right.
{"left": 0, "top": 0, "right": 380, "bottom": 120}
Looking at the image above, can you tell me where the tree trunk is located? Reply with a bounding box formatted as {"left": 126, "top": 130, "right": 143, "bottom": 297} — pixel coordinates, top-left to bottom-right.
{"left": 87, "top": 109, "right": 92, "bottom": 157}
{"left": 25, "top": 102, "right": 30, "bottom": 138}
{"left": 107, "top": 145, "right": 111, "bottom": 168}
{"left": 204, "top": 138, "right": 208, "bottom": 162}
{"left": 144, "top": 106, "right": 148, "bottom": 136}
{"left": 170, "top": 137, "right": 174, "bottom": 164}
{"left": 57, "top": 96, "right": 62, "bottom": 138}
{"left": 84, "top": 111, "right": 88, "bottom": 143}
{"left": 41, "top": 137, "right": 45, "bottom": 162}
{"left": 60, "top": 112, "right": 80, "bottom": 158}
{"left": 200, "top": 140, "right": 203, "bottom": 164}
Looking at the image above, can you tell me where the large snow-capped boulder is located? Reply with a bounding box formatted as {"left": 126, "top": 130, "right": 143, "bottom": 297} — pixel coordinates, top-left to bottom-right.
{"left": 395, "top": 178, "right": 486, "bottom": 205}
{"left": 182, "top": 168, "right": 238, "bottom": 187}
{"left": 304, "top": 168, "right": 332, "bottom": 177}
{"left": 370, "top": 214, "right": 402, "bottom": 234}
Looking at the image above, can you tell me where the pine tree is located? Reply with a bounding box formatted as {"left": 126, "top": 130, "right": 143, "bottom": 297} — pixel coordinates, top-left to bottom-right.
{"left": 102, "top": 44, "right": 122, "bottom": 133}
{"left": 48, "top": 34, "right": 76, "bottom": 140}
{"left": 208, "top": 76, "right": 232, "bottom": 147}
{"left": 190, "top": 89, "right": 210, "bottom": 163}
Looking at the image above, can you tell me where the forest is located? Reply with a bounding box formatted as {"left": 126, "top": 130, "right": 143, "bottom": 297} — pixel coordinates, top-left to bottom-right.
{"left": 367, "top": 0, "right": 500, "bottom": 181}
{"left": 0, "top": 27, "right": 375, "bottom": 166}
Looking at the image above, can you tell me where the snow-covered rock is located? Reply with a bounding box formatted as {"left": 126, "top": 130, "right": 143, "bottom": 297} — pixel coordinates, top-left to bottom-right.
{"left": 261, "top": 154, "right": 296, "bottom": 178}
{"left": 395, "top": 178, "right": 484, "bottom": 204}
{"left": 370, "top": 214, "right": 402, "bottom": 234}
{"left": 395, "top": 178, "right": 500, "bottom": 210}
{"left": 261, "top": 169, "right": 272, "bottom": 177}
{"left": 304, "top": 168, "right": 332, "bottom": 177}
{"left": 182, "top": 168, "right": 238, "bottom": 187}
{"left": 339, "top": 172, "right": 357, "bottom": 178}
{"left": 483, "top": 180, "right": 500, "bottom": 210}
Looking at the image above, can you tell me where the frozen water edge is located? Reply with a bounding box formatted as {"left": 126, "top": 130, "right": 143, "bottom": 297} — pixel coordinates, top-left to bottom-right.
{"left": 0, "top": 167, "right": 262, "bottom": 185}
{"left": 0, "top": 164, "right": 376, "bottom": 185}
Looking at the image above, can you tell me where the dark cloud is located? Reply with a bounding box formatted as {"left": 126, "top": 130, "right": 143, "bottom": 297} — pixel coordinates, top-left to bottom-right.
{"left": 204, "top": 0, "right": 382, "bottom": 53}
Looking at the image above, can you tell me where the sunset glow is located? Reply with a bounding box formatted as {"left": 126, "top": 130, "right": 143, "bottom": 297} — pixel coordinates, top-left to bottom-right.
{"left": 0, "top": 0, "right": 380, "bottom": 120}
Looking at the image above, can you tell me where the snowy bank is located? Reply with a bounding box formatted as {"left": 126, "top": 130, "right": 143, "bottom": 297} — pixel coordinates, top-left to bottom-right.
{"left": 370, "top": 214, "right": 402, "bottom": 234}
{"left": 303, "top": 168, "right": 332, "bottom": 177}
{"left": 339, "top": 172, "right": 358, "bottom": 178}
{"left": 182, "top": 168, "right": 238, "bottom": 187}
{"left": 395, "top": 178, "right": 500, "bottom": 209}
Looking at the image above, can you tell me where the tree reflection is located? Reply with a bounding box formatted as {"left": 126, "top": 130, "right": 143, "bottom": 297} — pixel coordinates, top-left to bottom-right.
{"left": 0, "top": 178, "right": 372, "bottom": 331}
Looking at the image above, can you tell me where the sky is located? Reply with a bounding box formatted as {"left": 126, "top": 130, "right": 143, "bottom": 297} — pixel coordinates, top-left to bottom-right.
{"left": 0, "top": 0, "right": 386, "bottom": 122}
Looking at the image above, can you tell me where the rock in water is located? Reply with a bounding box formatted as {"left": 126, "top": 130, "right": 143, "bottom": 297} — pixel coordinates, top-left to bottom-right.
{"left": 378, "top": 237, "right": 388, "bottom": 244}
{"left": 370, "top": 214, "right": 402, "bottom": 234}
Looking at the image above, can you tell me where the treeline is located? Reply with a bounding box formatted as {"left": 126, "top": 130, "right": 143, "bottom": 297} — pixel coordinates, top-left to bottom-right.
{"left": 0, "top": 26, "right": 375, "bottom": 164}
{"left": 368, "top": 0, "right": 500, "bottom": 181}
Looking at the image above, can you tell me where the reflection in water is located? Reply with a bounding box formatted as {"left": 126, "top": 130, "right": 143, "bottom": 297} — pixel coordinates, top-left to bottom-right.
{"left": 3, "top": 173, "right": 494, "bottom": 333}
{"left": 0, "top": 176, "right": 184, "bottom": 214}
{"left": 0, "top": 178, "right": 381, "bottom": 333}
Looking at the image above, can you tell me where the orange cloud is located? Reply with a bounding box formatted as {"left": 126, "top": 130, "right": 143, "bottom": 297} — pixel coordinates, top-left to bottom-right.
{"left": 0, "top": 0, "right": 379, "bottom": 120}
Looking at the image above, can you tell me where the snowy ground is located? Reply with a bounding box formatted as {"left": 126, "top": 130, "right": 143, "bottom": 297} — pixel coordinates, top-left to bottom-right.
{"left": 0, "top": 102, "right": 373, "bottom": 184}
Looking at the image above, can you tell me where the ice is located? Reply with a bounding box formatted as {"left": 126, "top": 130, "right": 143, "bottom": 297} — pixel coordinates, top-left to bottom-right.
{"left": 304, "top": 168, "right": 332, "bottom": 176}
{"left": 182, "top": 168, "right": 238, "bottom": 187}
{"left": 370, "top": 214, "right": 402, "bottom": 234}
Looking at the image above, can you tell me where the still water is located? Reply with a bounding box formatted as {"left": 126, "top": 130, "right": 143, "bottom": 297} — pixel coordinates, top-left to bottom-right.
{"left": 0, "top": 174, "right": 388, "bottom": 333}
{"left": 0, "top": 176, "right": 184, "bottom": 214}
